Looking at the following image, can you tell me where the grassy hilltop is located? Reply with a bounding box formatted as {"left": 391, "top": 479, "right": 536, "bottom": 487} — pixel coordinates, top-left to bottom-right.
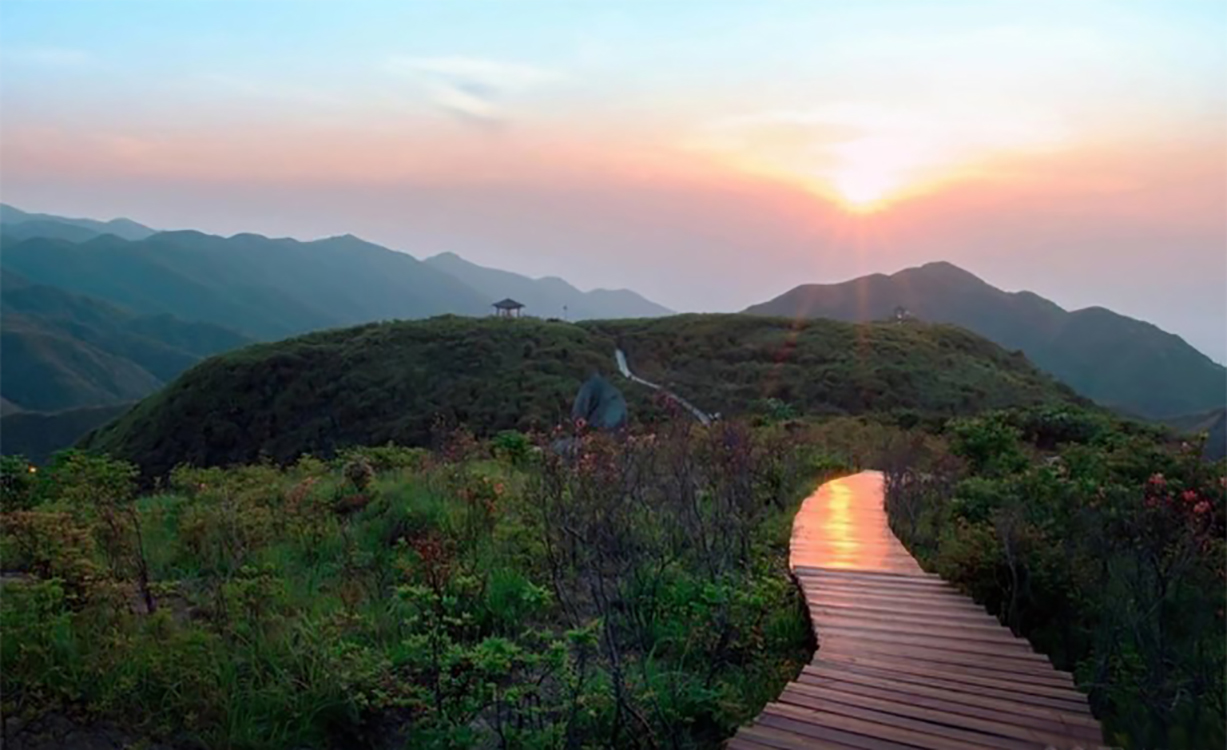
{"left": 81, "top": 313, "right": 1085, "bottom": 475}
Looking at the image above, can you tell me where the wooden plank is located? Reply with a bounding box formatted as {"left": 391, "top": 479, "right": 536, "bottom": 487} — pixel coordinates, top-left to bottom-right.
{"left": 800, "top": 667, "right": 1104, "bottom": 739}
{"left": 817, "top": 652, "right": 1093, "bottom": 708}
{"left": 756, "top": 710, "right": 914, "bottom": 750}
{"left": 783, "top": 681, "right": 1094, "bottom": 750}
{"left": 778, "top": 686, "right": 1037, "bottom": 750}
{"left": 807, "top": 599, "right": 1003, "bottom": 625}
{"left": 807, "top": 582, "right": 985, "bottom": 606}
{"left": 806, "top": 578, "right": 967, "bottom": 599}
{"left": 809, "top": 614, "right": 1035, "bottom": 650}
{"left": 813, "top": 624, "right": 1044, "bottom": 659}
{"left": 816, "top": 645, "right": 1078, "bottom": 690}
{"left": 736, "top": 724, "right": 864, "bottom": 750}
{"left": 794, "top": 565, "right": 942, "bottom": 582}
{"left": 796, "top": 569, "right": 959, "bottom": 592}
{"left": 765, "top": 701, "right": 992, "bottom": 750}
{"left": 814, "top": 606, "right": 1015, "bottom": 638}
{"left": 795, "top": 674, "right": 1103, "bottom": 746}
{"left": 815, "top": 636, "right": 1072, "bottom": 679}
{"left": 808, "top": 590, "right": 988, "bottom": 616}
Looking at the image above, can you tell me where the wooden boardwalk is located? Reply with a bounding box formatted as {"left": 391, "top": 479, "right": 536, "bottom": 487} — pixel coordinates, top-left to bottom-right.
{"left": 730, "top": 471, "right": 1104, "bottom": 750}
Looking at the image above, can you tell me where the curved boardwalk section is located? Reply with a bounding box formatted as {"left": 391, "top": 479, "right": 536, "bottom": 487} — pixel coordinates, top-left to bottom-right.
{"left": 731, "top": 471, "right": 1103, "bottom": 750}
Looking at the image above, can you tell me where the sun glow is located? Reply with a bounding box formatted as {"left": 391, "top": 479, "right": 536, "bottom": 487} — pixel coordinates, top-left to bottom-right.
{"left": 829, "top": 167, "right": 898, "bottom": 213}
{"left": 822, "top": 135, "right": 932, "bottom": 213}
{"left": 698, "top": 100, "right": 1070, "bottom": 216}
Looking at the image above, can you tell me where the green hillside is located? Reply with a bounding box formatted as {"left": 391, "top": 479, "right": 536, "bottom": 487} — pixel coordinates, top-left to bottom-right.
{"left": 745, "top": 261, "right": 1226, "bottom": 419}
{"left": 82, "top": 314, "right": 1086, "bottom": 474}
{"left": 1, "top": 273, "right": 250, "bottom": 411}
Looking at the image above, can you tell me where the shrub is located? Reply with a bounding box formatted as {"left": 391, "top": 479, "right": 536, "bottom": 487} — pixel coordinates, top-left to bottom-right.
{"left": 885, "top": 408, "right": 1226, "bottom": 748}
{"left": 491, "top": 430, "right": 532, "bottom": 466}
{"left": 0, "top": 455, "right": 39, "bottom": 512}
{"left": 342, "top": 456, "right": 375, "bottom": 491}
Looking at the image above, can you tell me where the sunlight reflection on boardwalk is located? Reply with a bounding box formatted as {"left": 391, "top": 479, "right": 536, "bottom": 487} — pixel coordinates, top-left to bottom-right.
{"left": 790, "top": 473, "right": 923, "bottom": 575}
{"left": 730, "top": 471, "right": 1103, "bottom": 750}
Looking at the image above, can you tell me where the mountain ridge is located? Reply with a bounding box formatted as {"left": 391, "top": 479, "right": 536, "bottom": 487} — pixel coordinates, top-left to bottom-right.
{"left": 0, "top": 271, "right": 251, "bottom": 411}
{"left": 0, "top": 203, "right": 156, "bottom": 241}
{"left": 744, "top": 261, "right": 1225, "bottom": 418}
{"left": 425, "top": 251, "right": 672, "bottom": 319}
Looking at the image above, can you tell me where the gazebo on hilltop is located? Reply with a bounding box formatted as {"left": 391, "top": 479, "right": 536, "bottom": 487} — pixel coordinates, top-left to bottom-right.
{"left": 492, "top": 298, "right": 525, "bottom": 318}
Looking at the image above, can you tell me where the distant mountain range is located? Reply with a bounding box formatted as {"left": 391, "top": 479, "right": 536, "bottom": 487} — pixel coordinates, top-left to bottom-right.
{"left": 0, "top": 231, "right": 492, "bottom": 340}
{"left": 425, "top": 252, "right": 671, "bottom": 319}
{"left": 2, "top": 204, "right": 1222, "bottom": 461}
{"left": 0, "top": 203, "right": 156, "bottom": 241}
{"left": 1, "top": 402, "right": 135, "bottom": 466}
{"left": 1, "top": 270, "right": 250, "bottom": 408}
{"left": 0, "top": 204, "right": 677, "bottom": 458}
{"left": 745, "top": 261, "right": 1226, "bottom": 419}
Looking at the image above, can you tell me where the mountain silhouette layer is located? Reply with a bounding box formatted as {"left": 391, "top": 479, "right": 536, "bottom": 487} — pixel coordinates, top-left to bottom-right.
{"left": 425, "top": 251, "right": 672, "bottom": 319}
{"left": 1, "top": 271, "right": 250, "bottom": 412}
{"left": 744, "top": 261, "right": 1225, "bottom": 419}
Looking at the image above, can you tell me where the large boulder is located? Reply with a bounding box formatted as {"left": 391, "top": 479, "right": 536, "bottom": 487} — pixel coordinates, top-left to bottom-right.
{"left": 571, "top": 374, "right": 628, "bottom": 432}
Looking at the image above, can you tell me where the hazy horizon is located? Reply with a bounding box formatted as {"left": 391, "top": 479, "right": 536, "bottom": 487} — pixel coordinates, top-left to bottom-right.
{"left": 2, "top": 0, "right": 1224, "bottom": 361}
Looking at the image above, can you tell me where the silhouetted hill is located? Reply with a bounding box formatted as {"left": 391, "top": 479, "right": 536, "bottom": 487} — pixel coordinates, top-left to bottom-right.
{"left": 81, "top": 314, "right": 1085, "bottom": 475}
{"left": 1, "top": 402, "right": 133, "bottom": 465}
{"left": 0, "top": 203, "right": 155, "bottom": 240}
{"left": 0, "top": 232, "right": 492, "bottom": 339}
{"left": 1, "top": 272, "right": 250, "bottom": 410}
{"left": 424, "top": 251, "right": 672, "bottom": 319}
{"left": 744, "top": 262, "right": 1225, "bottom": 419}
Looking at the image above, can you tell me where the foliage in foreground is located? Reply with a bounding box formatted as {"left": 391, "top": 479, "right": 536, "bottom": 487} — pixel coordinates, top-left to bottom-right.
{"left": 1, "top": 420, "right": 863, "bottom": 749}
{"left": 883, "top": 406, "right": 1227, "bottom": 749}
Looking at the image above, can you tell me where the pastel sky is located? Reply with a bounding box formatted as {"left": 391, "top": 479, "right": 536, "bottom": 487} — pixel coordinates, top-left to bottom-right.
{"left": 2, "top": 1, "right": 1225, "bottom": 360}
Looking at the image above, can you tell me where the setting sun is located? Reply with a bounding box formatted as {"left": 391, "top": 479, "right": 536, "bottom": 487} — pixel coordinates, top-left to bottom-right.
{"left": 829, "top": 167, "right": 896, "bottom": 212}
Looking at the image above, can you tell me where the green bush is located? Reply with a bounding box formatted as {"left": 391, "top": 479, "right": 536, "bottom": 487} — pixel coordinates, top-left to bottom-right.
{"left": 491, "top": 430, "right": 532, "bottom": 466}
{"left": 0, "top": 455, "right": 39, "bottom": 512}
{"left": 886, "top": 408, "right": 1226, "bottom": 749}
{"left": 2, "top": 420, "right": 835, "bottom": 748}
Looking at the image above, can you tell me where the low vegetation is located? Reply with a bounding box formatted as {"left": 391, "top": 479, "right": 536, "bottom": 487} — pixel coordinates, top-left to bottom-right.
{"left": 884, "top": 406, "right": 1226, "bottom": 749}
{"left": 1, "top": 418, "right": 892, "bottom": 749}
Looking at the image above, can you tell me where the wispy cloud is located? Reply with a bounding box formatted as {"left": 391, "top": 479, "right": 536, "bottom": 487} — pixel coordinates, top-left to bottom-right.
{"left": 385, "top": 55, "right": 564, "bottom": 128}
{"left": 5, "top": 46, "right": 93, "bottom": 67}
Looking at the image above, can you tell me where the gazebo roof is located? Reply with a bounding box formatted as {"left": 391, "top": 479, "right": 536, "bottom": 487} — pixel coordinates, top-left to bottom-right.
{"left": 492, "top": 298, "right": 525, "bottom": 309}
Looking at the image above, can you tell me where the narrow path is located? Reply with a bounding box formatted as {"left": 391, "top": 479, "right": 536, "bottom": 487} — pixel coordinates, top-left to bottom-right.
{"left": 730, "top": 471, "right": 1103, "bottom": 750}
{"left": 613, "top": 348, "right": 713, "bottom": 425}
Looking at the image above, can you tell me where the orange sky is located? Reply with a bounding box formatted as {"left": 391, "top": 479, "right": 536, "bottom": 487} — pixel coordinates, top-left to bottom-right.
{"left": 2, "top": 1, "right": 1225, "bottom": 359}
